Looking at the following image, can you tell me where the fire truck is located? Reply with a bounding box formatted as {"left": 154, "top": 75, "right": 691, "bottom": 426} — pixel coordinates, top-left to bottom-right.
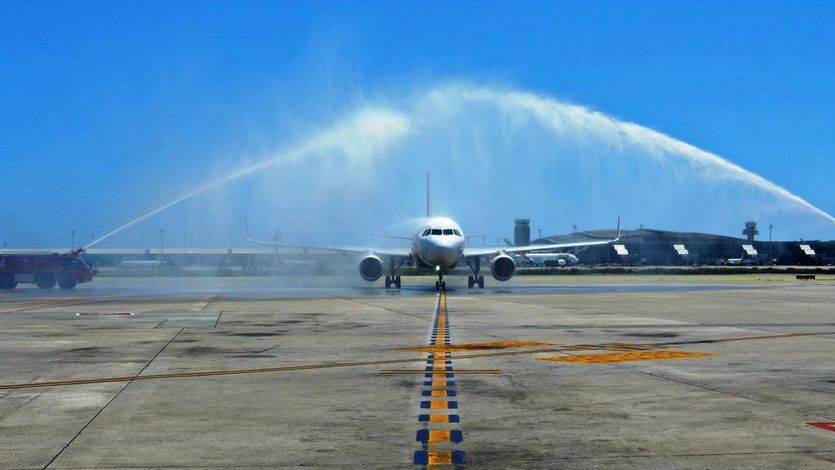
{"left": 0, "top": 248, "right": 97, "bottom": 290}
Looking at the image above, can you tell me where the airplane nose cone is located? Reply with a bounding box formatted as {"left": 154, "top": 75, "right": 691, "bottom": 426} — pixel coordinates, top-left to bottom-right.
{"left": 423, "top": 239, "right": 461, "bottom": 267}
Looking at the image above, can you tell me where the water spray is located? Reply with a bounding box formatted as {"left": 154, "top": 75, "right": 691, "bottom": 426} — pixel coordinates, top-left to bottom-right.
{"left": 435, "top": 85, "right": 835, "bottom": 225}
{"left": 84, "top": 108, "right": 410, "bottom": 249}
{"left": 84, "top": 83, "right": 834, "bottom": 250}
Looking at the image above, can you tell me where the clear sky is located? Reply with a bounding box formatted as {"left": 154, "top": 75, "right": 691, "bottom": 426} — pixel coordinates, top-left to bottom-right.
{"left": 2, "top": 1, "right": 834, "bottom": 247}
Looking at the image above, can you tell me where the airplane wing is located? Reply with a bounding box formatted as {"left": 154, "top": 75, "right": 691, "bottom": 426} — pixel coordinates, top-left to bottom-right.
{"left": 464, "top": 239, "right": 612, "bottom": 257}
{"left": 464, "top": 217, "right": 621, "bottom": 257}
{"left": 245, "top": 222, "right": 412, "bottom": 258}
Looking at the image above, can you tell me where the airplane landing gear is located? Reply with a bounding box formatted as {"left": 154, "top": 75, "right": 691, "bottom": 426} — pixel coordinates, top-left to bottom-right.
{"left": 467, "top": 275, "right": 484, "bottom": 289}
{"left": 435, "top": 272, "right": 446, "bottom": 291}
{"left": 385, "top": 258, "right": 407, "bottom": 289}
{"left": 385, "top": 275, "right": 402, "bottom": 289}
{"left": 466, "top": 257, "right": 484, "bottom": 289}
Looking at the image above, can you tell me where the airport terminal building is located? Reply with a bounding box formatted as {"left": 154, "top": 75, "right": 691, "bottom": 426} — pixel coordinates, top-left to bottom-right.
{"left": 524, "top": 220, "right": 835, "bottom": 266}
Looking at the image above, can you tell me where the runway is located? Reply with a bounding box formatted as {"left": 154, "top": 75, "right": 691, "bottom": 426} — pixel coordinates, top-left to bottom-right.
{"left": 1, "top": 277, "right": 833, "bottom": 468}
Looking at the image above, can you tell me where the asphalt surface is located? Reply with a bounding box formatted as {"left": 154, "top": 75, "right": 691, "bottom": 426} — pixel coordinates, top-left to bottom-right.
{"left": 1, "top": 277, "right": 833, "bottom": 468}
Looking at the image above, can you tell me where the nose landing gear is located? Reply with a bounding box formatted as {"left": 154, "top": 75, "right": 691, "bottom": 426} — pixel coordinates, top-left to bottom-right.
{"left": 435, "top": 271, "right": 446, "bottom": 291}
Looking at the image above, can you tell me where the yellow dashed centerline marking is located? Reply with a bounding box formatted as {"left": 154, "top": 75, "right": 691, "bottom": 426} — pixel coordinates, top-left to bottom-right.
{"left": 428, "top": 430, "right": 452, "bottom": 443}
{"left": 429, "top": 415, "right": 452, "bottom": 423}
{"left": 399, "top": 341, "right": 549, "bottom": 353}
{"left": 429, "top": 400, "right": 451, "bottom": 409}
{"left": 427, "top": 450, "right": 453, "bottom": 465}
{"left": 379, "top": 369, "right": 499, "bottom": 375}
{"left": 412, "top": 291, "right": 466, "bottom": 467}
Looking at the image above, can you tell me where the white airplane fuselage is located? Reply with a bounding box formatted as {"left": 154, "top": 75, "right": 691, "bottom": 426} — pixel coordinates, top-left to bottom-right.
{"left": 523, "top": 252, "right": 580, "bottom": 266}
{"left": 412, "top": 216, "right": 466, "bottom": 269}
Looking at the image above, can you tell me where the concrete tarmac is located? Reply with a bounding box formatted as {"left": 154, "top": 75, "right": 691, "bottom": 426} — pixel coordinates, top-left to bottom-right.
{"left": 0, "top": 277, "right": 833, "bottom": 468}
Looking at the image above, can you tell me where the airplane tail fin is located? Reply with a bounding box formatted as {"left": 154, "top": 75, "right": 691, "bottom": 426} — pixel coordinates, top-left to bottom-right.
{"left": 244, "top": 217, "right": 252, "bottom": 242}
{"left": 425, "top": 173, "right": 432, "bottom": 217}
{"left": 615, "top": 217, "right": 621, "bottom": 241}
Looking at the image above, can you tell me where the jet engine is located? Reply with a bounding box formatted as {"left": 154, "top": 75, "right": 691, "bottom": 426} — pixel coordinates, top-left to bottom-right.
{"left": 491, "top": 254, "right": 516, "bottom": 281}
{"left": 358, "top": 255, "right": 383, "bottom": 281}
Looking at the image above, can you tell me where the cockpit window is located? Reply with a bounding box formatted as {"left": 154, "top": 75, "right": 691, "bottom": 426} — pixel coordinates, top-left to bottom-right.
{"left": 422, "top": 229, "right": 431, "bottom": 236}
{"left": 431, "top": 229, "right": 442, "bottom": 235}
{"left": 443, "top": 229, "right": 454, "bottom": 235}
{"left": 452, "top": 229, "right": 461, "bottom": 236}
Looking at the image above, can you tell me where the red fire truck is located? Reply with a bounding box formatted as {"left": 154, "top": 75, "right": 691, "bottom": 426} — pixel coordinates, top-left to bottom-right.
{"left": 0, "top": 248, "right": 97, "bottom": 290}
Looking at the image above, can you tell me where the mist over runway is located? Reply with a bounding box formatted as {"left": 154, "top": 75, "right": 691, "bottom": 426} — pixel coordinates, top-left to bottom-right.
{"left": 0, "top": 276, "right": 756, "bottom": 302}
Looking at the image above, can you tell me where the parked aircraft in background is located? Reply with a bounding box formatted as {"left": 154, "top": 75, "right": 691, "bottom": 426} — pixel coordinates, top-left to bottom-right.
{"left": 519, "top": 252, "right": 580, "bottom": 267}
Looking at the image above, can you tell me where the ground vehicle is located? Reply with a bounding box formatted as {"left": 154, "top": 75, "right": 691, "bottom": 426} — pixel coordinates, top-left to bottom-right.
{"left": 0, "top": 249, "right": 97, "bottom": 289}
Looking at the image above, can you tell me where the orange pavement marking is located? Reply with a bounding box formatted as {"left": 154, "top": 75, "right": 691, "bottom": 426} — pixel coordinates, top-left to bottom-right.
{"left": 427, "top": 450, "right": 453, "bottom": 465}
{"left": 537, "top": 350, "right": 716, "bottom": 364}
{"left": 428, "top": 430, "right": 451, "bottom": 443}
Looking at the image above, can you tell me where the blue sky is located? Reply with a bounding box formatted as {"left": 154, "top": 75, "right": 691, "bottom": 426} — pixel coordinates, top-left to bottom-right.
{"left": 2, "top": 1, "right": 834, "bottom": 247}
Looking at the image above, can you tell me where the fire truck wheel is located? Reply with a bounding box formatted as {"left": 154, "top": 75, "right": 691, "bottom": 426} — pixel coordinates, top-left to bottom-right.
{"left": 35, "top": 273, "right": 56, "bottom": 289}
{"left": 0, "top": 273, "right": 17, "bottom": 289}
{"left": 58, "top": 275, "right": 77, "bottom": 290}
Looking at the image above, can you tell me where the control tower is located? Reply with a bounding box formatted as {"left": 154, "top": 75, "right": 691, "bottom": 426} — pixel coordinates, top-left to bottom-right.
{"left": 742, "top": 221, "right": 759, "bottom": 241}
{"left": 514, "top": 219, "right": 530, "bottom": 246}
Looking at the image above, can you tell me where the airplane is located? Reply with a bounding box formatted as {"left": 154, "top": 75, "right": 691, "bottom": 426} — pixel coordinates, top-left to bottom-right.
{"left": 246, "top": 174, "right": 620, "bottom": 290}
{"left": 519, "top": 252, "right": 580, "bottom": 267}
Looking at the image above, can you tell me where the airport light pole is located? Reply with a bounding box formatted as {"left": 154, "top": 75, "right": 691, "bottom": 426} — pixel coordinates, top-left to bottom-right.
{"left": 271, "top": 230, "right": 281, "bottom": 255}
{"left": 537, "top": 228, "right": 542, "bottom": 240}
{"left": 160, "top": 229, "right": 165, "bottom": 254}
{"left": 769, "top": 224, "right": 774, "bottom": 264}
{"left": 184, "top": 230, "right": 188, "bottom": 255}
{"left": 70, "top": 230, "right": 75, "bottom": 248}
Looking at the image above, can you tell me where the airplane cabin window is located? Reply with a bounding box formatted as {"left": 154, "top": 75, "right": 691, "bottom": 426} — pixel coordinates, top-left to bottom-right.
{"left": 422, "top": 229, "right": 431, "bottom": 236}
{"left": 431, "top": 229, "right": 442, "bottom": 235}
{"left": 443, "top": 229, "right": 454, "bottom": 235}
